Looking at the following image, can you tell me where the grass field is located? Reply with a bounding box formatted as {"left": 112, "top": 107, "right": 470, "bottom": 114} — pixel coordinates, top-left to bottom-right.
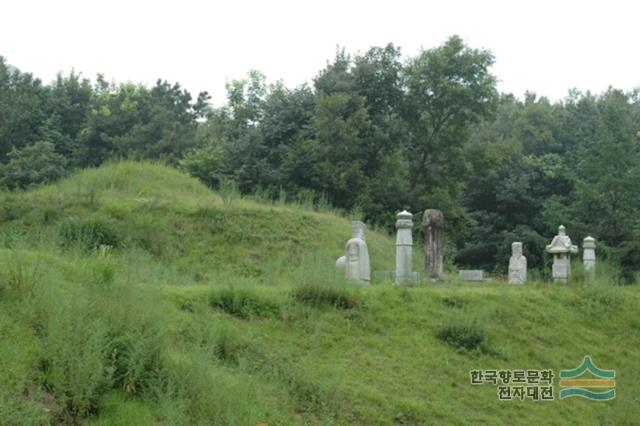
{"left": 1, "top": 162, "right": 638, "bottom": 425}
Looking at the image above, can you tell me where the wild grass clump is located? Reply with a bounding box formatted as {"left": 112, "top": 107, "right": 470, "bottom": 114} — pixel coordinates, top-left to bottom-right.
{"left": 38, "top": 292, "right": 114, "bottom": 422}
{"left": 572, "top": 284, "right": 623, "bottom": 317}
{"left": 292, "top": 283, "right": 361, "bottom": 310}
{"left": 0, "top": 313, "right": 51, "bottom": 424}
{"left": 58, "top": 215, "right": 119, "bottom": 250}
{"left": 287, "top": 259, "right": 363, "bottom": 310}
{"left": 209, "top": 286, "right": 281, "bottom": 319}
{"left": 211, "top": 322, "right": 248, "bottom": 364}
{"left": 437, "top": 314, "right": 490, "bottom": 353}
{"left": 441, "top": 295, "right": 467, "bottom": 308}
{"left": 0, "top": 260, "right": 38, "bottom": 294}
{"left": 563, "top": 260, "right": 625, "bottom": 316}
{"left": 149, "top": 349, "right": 294, "bottom": 425}
{"left": 277, "top": 364, "right": 338, "bottom": 416}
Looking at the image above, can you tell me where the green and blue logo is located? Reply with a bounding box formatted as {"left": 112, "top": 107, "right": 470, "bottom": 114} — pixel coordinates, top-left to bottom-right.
{"left": 559, "top": 356, "right": 615, "bottom": 401}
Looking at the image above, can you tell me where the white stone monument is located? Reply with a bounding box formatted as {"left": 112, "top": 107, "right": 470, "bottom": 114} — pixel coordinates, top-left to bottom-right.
{"left": 508, "top": 242, "right": 527, "bottom": 284}
{"left": 345, "top": 221, "right": 370, "bottom": 283}
{"left": 395, "top": 210, "right": 414, "bottom": 285}
{"left": 545, "top": 225, "right": 578, "bottom": 283}
{"left": 583, "top": 236, "right": 596, "bottom": 275}
{"left": 335, "top": 256, "right": 346, "bottom": 270}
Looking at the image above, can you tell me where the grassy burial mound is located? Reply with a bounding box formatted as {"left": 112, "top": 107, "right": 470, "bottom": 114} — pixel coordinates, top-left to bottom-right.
{"left": 0, "top": 162, "right": 638, "bottom": 425}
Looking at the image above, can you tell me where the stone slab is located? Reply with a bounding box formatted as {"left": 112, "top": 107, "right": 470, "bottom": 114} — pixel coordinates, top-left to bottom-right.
{"left": 459, "top": 270, "right": 484, "bottom": 281}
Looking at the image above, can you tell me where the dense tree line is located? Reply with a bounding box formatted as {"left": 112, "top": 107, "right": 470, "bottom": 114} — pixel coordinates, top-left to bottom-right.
{"left": 1, "top": 36, "right": 639, "bottom": 277}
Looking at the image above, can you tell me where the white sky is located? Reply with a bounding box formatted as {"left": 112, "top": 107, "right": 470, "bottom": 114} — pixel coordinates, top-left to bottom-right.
{"left": 2, "top": 0, "right": 639, "bottom": 106}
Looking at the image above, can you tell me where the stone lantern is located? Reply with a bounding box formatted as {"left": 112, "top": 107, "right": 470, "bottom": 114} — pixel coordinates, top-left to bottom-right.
{"left": 545, "top": 225, "right": 578, "bottom": 283}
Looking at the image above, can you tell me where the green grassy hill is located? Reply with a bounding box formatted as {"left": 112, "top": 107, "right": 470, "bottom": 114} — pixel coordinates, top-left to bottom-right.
{"left": 1, "top": 162, "right": 638, "bottom": 425}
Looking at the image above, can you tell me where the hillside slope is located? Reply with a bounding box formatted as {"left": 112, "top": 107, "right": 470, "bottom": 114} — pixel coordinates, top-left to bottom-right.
{"left": 0, "top": 162, "right": 638, "bottom": 425}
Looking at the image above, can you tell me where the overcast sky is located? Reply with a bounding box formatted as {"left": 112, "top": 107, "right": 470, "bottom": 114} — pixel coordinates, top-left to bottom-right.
{"left": 2, "top": 0, "right": 639, "bottom": 105}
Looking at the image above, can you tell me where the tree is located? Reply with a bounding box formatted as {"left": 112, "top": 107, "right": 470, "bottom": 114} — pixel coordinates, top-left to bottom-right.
{"left": 44, "top": 71, "right": 93, "bottom": 161}
{"left": 0, "top": 141, "right": 67, "bottom": 189}
{"left": 569, "top": 90, "right": 640, "bottom": 246}
{"left": 0, "top": 57, "right": 49, "bottom": 159}
{"left": 403, "top": 35, "right": 498, "bottom": 193}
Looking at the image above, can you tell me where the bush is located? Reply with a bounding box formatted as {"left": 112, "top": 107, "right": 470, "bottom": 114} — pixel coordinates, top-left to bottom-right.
{"left": 179, "top": 142, "right": 224, "bottom": 188}
{"left": 58, "top": 216, "right": 119, "bottom": 250}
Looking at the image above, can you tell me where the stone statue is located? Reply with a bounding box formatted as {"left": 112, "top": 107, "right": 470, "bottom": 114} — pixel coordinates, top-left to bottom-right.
{"left": 345, "top": 221, "right": 370, "bottom": 283}
{"left": 545, "top": 225, "right": 578, "bottom": 283}
{"left": 583, "top": 236, "right": 596, "bottom": 275}
{"left": 508, "top": 242, "right": 527, "bottom": 284}
{"left": 423, "top": 209, "right": 444, "bottom": 281}
{"left": 395, "top": 210, "right": 414, "bottom": 285}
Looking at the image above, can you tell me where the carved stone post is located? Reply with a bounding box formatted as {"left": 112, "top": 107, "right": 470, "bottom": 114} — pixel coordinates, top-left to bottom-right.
{"left": 422, "top": 209, "right": 444, "bottom": 281}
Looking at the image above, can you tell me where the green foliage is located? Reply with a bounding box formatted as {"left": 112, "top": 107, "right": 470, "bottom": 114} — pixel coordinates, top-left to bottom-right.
{"left": 437, "top": 314, "right": 490, "bottom": 352}
{"left": 58, "top": 215, "right": 119, "bottom": 250}
{"left": 0, "top": 141, "right": 68, "bottom": 189}
{"left": 3, "top": 43, "right": 639, "bottom": 274}
{"left": 41, "top": 300, "right": 112, "bottom": 420}
{"left": 209, "top": 286, "right": 281, "bottom": 319}
{"left": 403, "top": 35, "right": 497, "bottom": 195}
{"left": 179, "top": 140, "right": 224, "bottom": 188}
{"left": 292, "top": 282, "right": 361, "bottom": 309}
{"left": 0, "top": 58, "right": 49, "bottom": 159}
{"left": 0, "top": 162, "right": 638, "bottom": 425}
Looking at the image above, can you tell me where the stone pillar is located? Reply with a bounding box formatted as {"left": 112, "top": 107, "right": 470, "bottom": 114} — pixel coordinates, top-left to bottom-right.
{"left": 395, "top": 210, "right": 414, "bottom": 285}
{"left": 583, "top": 236, "right": 596, "bottom": 275}
{"left": 508, "top": 242, "right": 527, "bottom": 284}
{"left": 545, "top": 225, "right": 578, "bottom": 283}
{"left": 422, "top": 209, "right": 444, "bottom": 281}
{"left": 553, "top": 254, "right": 570, "bottom": 283}
{"left": 345, "top": 221, "right": 370, "bottom": 283}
